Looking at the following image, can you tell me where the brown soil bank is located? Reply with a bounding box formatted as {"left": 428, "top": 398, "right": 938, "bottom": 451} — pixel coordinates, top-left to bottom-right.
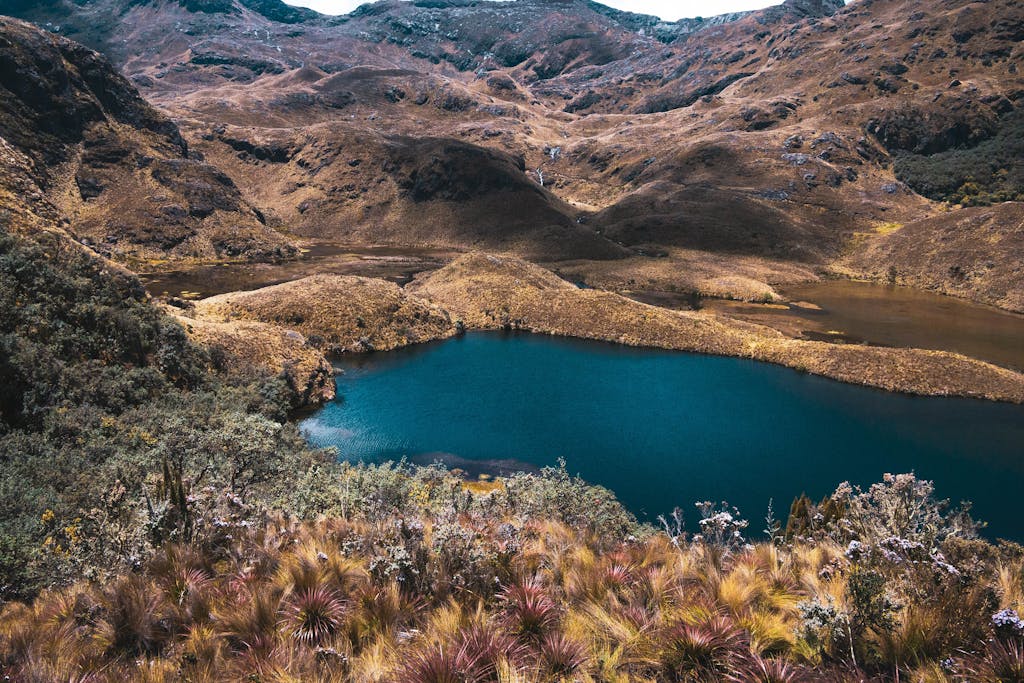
{"left": 409, "top": 253, "right": 1024, "bottom": 403}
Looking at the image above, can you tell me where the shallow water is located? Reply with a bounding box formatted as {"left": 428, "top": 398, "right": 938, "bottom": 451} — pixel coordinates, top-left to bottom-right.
{"left": 707, "top": 280, "right": 1024, "bottom": 370}
{"left": 302, "top": 332, "right": 1024, "bottom": 539}
{"left": 138, "top": 243, "right": 451, "bottom": 298}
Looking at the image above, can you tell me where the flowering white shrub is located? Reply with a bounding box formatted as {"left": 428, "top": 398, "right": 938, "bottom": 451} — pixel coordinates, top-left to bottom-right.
{"left": 993, "top": 608, "right": 1024, "bottom": 639}
{"left": 693, "top": 501, "right": 749, "bottom": 550}
{"left": 828, "top": 473, "right": 980, "bottom": 549}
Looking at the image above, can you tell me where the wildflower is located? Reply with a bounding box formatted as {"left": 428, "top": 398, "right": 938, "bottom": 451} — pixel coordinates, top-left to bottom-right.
{"left": 992, "top": 609, "right": 1024, "bottom": 636}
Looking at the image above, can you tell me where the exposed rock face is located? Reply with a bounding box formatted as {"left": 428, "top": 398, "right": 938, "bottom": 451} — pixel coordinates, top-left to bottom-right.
{"left": 777, "top": 0, "right": 846, "bottom": 19}
{"left": 0, "top": 16, "right": 296, "bottom": 261}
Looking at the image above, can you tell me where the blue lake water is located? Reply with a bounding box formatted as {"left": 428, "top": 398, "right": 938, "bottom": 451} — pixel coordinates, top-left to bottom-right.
{"left": 301, "top": 332, "right": 1024, "bottom": 539}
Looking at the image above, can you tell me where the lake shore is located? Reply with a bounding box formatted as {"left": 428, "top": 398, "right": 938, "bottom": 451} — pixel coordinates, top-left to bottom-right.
{"left": 164, "top": 252, "right": 1024, "bottom": 406}
{"left": 304, "top": 331, "right": 1024, "bottom": 539}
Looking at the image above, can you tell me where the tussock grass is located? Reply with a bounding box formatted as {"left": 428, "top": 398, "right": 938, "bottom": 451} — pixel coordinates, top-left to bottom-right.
{"left": 410, "top": 253, "right": 1024, "bottom": 402}
{"left": 3, "top": 497, "right": 1021, "bottom": 681}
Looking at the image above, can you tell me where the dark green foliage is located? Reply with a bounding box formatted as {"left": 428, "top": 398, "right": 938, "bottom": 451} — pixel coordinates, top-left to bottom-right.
{"left": 239, "top": 0, "right": 319, "bottom": 23}
{"left": 784, "top": 492, "right": 844, "bottom": 540}
{"left": 0, "top": 230, "right": 168, "bottom": 427}
{"left": 176, "top": 0, "right": 238, "bottom": 14}
{"left": 0, "top": 226, "right": 640, "bottom": 603}
{"left": 846, "top": 567, "right": 897, "bottom": 655}
{"left": 149, "top": 460, "right": 192, "bottom": 546}
{"left": 894, "top": 109, "right": 1024, "bottom": 205}
{"left": 0, "top": 228, "right": 323, "bottom": 599}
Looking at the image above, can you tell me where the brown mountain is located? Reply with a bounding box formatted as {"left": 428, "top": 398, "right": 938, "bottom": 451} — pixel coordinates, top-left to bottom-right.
{"left": 3, "top": 0, "right": 1023, "bottom": 304}
{"left": 0, "top": 15, "right": 296, "bottom": 261}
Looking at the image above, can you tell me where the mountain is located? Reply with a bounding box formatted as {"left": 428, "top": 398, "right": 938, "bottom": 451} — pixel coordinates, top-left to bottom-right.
{"left": 4, "top": 4, "right": 1024, "bottom": 679}
{"left": 4, "top": 0, "right": 1022, "bottom": 294}
{"left": 0, "top": 15, "right": 296, "bottom": 261}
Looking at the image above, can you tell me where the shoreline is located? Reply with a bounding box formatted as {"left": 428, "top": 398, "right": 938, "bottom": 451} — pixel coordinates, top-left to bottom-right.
{"left": 171, "top": 252, "right": 1024, "bottom": 406}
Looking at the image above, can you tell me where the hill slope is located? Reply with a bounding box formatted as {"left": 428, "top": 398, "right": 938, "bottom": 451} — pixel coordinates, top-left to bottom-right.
{"left": 6, "top": 0, "right": 1023, "bottom": 285}
{"left": 0, "top": 16, "right": 295, "bottom": 261}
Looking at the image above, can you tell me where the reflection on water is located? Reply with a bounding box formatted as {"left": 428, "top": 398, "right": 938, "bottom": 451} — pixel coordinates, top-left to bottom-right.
{"left": 138, "top": 243, "right": 453, "bottom": 299}
{"left": 302, "top": 332, "right": 1024, "bottom": 540}
{"left": 406, "top": 452, "right": 542, "bottom": 478}
{"left": 706, "top": 280, "right": 1024, "bottom": 371}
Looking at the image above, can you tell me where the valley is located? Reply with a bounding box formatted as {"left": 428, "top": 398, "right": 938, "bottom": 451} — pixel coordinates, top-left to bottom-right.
{"left": 2, "top": 0, "right": 1024, "bottom": 679}
{"left": 5, "top": 0, "right": 1021, "bottom": 404}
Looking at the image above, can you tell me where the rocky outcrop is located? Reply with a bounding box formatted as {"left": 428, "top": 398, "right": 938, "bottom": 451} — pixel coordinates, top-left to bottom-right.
{"left": 0, "top": 16, "right": 183, "bottom": 184}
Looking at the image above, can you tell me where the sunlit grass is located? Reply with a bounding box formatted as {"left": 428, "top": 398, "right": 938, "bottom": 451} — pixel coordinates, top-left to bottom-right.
{"left": 2, "top": 478, "right": 1022, "bottom": 681}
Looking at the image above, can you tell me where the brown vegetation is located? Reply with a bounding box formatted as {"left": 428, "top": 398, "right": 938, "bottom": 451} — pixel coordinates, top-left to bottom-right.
{"left": 2, "top": 470, "right": 1022, "bottom": 682}
{"left": 0, "top": 16, "right": 296, "bottom": 262}
{"left": 173, "top": 313, "right": 335, "bottom": 405}
{"left": 5, "top": 0, "right": 1024, "bottom": 311}
{"left": 175, "top": 252, "right": 1024, "bottom": 402}
{"left": 410, "top": 253, "right": 1024, "bottom": 402}
{"left": 548, "top": 248, "right": 819, "bottom": 303}
{"left": 192, "top": 273, "right": 456, "bottom": 353}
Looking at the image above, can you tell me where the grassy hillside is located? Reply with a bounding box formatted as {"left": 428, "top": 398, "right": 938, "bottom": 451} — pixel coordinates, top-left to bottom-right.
{"left": 0, "top": 225, "right": 325, "bottom": 601}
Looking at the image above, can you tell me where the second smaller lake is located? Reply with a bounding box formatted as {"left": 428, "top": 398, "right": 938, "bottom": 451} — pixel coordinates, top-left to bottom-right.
{"left": 705, "top": 280, "right": 1024, "bottom": 371}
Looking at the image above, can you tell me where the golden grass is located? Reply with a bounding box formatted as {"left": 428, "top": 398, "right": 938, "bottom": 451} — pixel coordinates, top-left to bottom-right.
{"left": 462, "top": 479, "right": 505, "bottom": 495}
{"left": 842, "top": 202, "right": 1024, "bottom": 314}
{"left": 5, "top": 508, "right": 1022, "bottom": 682}
{"left": 410, "top": 253, "right": 1024, "bottom": 402}
{"left": 165, "top": 252, "right": 1024, "bottom": 406}
{"left": 874, "top": 221, "right": 904, "bottom": 235}
{"left": 193, "top": 274, "right": 455, "bottom": 354}
{"left": 172, "top": 313, "right": 336, "bottom": 404}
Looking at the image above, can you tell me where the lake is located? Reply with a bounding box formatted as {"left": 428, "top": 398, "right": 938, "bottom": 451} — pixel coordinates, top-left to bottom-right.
{"left": 301, "top": 332, "right": 1024, "bottom": 539}
{"left": 139, "top": 243, "right": 452, "bottom": 299}
{"left": 706, "top": 280, "right": 1024, "bottom": 371}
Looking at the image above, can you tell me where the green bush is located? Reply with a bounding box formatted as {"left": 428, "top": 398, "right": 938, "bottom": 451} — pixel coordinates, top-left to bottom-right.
{"left": 0, "top": 227, "right": 327, "bottom": 598}
{"left": 894, "top": 109, "right": 1024, "bottom": 205}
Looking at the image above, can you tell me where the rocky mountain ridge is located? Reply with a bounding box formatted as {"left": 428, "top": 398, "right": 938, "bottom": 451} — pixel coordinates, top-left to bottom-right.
{"left": 2, "top": 0, "right": 1023, "bottom": 308}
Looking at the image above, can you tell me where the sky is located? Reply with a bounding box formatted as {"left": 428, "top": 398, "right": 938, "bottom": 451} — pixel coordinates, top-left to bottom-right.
{"left": 283, "top": 0, "right": 778, "bottom": 22}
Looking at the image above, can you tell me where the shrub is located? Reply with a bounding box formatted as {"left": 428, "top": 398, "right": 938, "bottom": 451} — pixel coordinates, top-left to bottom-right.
{"left": 893, "top": 109, "right": 1024, "bottom": 205}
